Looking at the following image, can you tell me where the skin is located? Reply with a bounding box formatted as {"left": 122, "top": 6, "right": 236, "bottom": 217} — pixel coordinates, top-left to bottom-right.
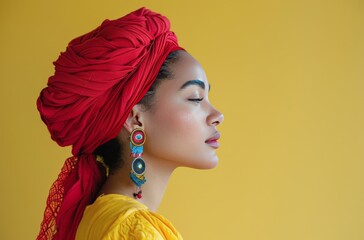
{"left": 99, "top": 51, "right": 224, "bottom": 211}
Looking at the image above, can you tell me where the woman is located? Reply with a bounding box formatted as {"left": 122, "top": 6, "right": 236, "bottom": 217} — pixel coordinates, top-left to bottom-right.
{"left": 37, "top": 7, "right": 223, "bottom": 240}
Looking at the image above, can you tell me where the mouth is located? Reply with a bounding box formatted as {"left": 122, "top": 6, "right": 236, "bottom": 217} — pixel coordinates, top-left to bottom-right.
{"left": 205, "top": 132, "right": 220, "bottom": 149}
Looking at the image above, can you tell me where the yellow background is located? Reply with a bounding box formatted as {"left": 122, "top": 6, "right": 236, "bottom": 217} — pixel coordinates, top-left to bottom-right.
{"left": 1, "top": 0, "right": 363, "bottom": 239}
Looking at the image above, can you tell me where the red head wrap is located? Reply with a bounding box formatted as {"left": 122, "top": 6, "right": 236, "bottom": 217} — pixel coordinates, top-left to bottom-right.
{"left": 36, "top": 7, "right": 183, "bottom": 240}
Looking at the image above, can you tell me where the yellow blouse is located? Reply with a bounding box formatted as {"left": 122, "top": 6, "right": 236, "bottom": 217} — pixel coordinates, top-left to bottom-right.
{"left": 75, "top": 194, "right": 183, "bottom": 240}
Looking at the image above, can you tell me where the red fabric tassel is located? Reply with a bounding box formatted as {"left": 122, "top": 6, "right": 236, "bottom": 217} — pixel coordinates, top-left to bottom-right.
{"left": 37, "top": 155, "right": 105, "bottom": 240}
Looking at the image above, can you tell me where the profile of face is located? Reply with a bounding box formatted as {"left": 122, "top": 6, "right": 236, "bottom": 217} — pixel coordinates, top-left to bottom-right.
{"left": 134, "top": 51, "right": 224, "bottom": 170}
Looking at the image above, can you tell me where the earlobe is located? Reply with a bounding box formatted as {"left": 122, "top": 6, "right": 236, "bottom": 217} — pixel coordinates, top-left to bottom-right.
{"left": 123, "top": 105, "right": 144, "bottom": 133}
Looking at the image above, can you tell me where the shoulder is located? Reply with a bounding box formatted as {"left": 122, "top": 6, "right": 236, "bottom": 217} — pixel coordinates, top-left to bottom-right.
{"left": 76, "top": 194, "right": 183, "bottom": 240}
{"left": 108, "top": 209, "right": 181, "bottom": 239}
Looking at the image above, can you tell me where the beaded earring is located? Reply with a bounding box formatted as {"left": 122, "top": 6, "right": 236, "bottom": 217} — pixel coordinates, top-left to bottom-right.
{"left": 129, "top": 128, "right": 146, "bottom": 199}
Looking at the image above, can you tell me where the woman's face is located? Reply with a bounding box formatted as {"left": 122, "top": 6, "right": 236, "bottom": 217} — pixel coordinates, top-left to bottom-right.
{"left": 141, "top": 51, "right": 224, "bottom": 169}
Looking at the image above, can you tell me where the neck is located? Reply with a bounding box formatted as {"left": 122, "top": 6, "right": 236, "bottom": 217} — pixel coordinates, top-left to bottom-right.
{"left": 99, "top": 154, "right": 177, "bottom": 212}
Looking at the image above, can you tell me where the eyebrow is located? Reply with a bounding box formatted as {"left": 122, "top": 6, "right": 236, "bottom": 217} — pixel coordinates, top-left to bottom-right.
{"left": 179, "top": 79, "right": 210, "bottom": 91}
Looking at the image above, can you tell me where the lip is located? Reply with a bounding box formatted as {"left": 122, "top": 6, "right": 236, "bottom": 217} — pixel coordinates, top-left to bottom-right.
{"left": 205, "top": 132, "right": 221, "bottom": 149}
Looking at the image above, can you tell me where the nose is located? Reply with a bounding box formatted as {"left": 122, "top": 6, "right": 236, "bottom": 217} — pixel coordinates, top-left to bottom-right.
{"left": 208, "top": 106, "right": 224, "bottom": 126}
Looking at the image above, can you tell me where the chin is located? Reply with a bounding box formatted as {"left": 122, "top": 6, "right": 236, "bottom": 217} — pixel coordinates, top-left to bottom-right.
{"left": 206, "top": 158, "right": 219, "bottom": 169}
{"left": 192, "top": 156, "right": 219, "bottom": 170}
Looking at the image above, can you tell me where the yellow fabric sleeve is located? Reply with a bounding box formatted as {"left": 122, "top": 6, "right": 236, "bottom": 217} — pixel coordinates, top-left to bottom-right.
{"left": 75, "top": 194, "right": 183, "bottom": 240}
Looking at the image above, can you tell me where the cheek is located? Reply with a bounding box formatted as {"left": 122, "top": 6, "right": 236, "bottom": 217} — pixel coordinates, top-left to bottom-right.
{"left": 148, "top": 104, "right": 199, "bottom": 146}
{"left": 143, "top": 103, "right": 217, "bottom": 169}
{"left": 162, "top": 109, "right": 197, "bottom": 134}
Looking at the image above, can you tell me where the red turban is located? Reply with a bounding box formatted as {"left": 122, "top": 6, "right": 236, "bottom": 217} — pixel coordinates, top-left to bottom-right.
{"left": 36, "top": 7, "right": 183, "bottom": 240}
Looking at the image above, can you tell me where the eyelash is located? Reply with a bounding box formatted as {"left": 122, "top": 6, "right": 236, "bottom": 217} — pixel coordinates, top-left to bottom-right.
{"left": 188, "top": 98, "right": 204, "bottom": 103}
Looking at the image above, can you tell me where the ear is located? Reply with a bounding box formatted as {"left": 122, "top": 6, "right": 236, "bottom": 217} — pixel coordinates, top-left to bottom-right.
{"left": 123, "top": 105, "right": 145, "bottom": 133}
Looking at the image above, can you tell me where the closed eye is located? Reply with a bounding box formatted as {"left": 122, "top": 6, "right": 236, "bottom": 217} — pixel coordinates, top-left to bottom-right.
{"left": 188, "top": 98, "right": 204, "bottom": 102}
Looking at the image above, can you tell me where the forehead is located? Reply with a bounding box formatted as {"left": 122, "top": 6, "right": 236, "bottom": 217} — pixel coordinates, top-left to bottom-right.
{"left": 169, "top": 51, "right": 208, "bottom": 85}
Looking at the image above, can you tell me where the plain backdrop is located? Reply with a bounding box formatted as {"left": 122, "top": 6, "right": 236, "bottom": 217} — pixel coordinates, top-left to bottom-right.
{"left": 1, "top": 0, "right": 363, "bottom": 239}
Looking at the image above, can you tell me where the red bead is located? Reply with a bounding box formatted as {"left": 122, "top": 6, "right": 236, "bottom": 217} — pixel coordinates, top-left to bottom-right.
{"left": 137, "top": 193, "right": 142, "bottom": 199}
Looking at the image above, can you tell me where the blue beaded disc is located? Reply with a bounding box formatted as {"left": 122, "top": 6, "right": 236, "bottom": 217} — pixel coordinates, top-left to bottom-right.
{"left": 132, "top": 157, "right": 145, "bottom": 175}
